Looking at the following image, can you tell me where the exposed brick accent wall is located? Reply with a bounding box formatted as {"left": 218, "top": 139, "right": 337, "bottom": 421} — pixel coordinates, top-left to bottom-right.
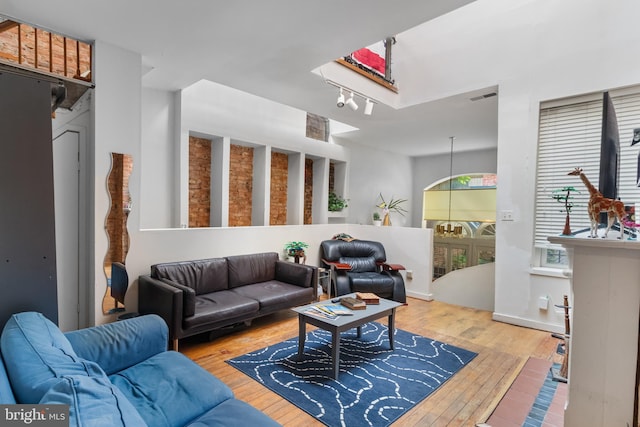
{"left": 270, "top": 152, "right": 288, "bottom": 225}
{"left": 304, "top": 159, "right": 314, "bottom": 224}
{"left": 0, "top": 22, "right": 90, "bottom": 79}
{"left": 329, "top": 162, "right": 335, "bottom": 193}
{"left": 189, "top": 136, "right": 211, "bottom": 227}
{"left": 229, "top": 145, "right": 254, "bottom": 226}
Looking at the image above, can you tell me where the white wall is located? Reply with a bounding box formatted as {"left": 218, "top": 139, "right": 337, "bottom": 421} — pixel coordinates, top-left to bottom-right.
{"left": 345, "top": 140, "right": 414, "bottom": 227}
{"left": 140, "top": 88, "right": 176, "bottom": 229}
{"left": 414, "top": 0, "right": 640, "bottom": 331}
{"left": 432, "top": 263, "right": 495, "bottom": 312}
{"left": 92, "top": 41, "right": 142, "bottom": 325}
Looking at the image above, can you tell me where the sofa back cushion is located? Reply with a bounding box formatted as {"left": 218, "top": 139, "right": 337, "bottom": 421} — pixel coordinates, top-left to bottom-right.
{"left": 227, "top": 252, "right": 278, "bottom": 288}
{"left": 152, "top": 258, "right": 228, "bottom": 295}
{"left": 64, "top": 314, "right": 169, "bottom": 376}
{"left": 0, "top": 312, "right": 106, "bottom": 403}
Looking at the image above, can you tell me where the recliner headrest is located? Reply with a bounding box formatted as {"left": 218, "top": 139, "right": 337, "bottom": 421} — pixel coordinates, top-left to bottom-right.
{"left": 320, "top": 239, "right": 386, "bottom": 262}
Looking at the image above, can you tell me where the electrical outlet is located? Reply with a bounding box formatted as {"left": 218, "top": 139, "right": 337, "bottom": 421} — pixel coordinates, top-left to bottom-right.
{"left": 538, "top": 295, "right": 549, "bottom": 310}
{"left": 501, "top": 210, "right": 514, "bottom": 221}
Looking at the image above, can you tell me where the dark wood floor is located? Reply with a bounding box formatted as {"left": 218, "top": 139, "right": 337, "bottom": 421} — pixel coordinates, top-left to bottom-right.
{"left": 181, "top": 297, "right": 560, "bottom": 426}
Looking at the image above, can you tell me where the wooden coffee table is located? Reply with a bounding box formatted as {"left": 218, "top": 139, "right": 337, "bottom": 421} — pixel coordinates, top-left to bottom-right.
{"left": 292, "top": 294, "right": 403, "bottom": 379}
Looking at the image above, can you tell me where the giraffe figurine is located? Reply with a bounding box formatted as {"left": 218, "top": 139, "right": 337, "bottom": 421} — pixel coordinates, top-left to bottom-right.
{"left": 568, "top": 167, "right": 627, "bottom": 239}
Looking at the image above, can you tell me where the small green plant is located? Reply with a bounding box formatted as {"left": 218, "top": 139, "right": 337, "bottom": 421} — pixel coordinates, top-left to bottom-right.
{"left": 328, "top": 192, "right": 348, "bottom": 212}
{"left": 372, "top": 211, "right": 381, "bottom": 221}
{"left": 284, "top": 241, "right": 308, "bottom": 257}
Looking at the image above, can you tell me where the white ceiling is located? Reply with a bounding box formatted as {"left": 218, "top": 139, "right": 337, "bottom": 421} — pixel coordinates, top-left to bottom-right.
{"left": 2, "top": 0, "right": 498, "bottom": 157}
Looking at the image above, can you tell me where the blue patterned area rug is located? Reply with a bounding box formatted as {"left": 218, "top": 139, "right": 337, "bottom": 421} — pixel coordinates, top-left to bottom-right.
{"left": 227, "top": 322, "right": 477, "bottom": 427}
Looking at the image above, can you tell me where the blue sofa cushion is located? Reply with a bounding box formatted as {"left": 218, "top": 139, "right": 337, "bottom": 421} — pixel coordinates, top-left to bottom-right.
{"left": 65, "top": 314, "right": 168, "bottom": 376}
{"left": 188, "top": 398, "right": 282, "bottom": 427}
{"left": 110, "top": 351, "right": 234, "bottom": 427}
{"left": 0, "top": 312, "right": 106, "bottom": 403}
{"left": 40, "top": 375, "right": 147, "bottom": 427}
{"left": 0, "top": 353, "right": 16, "bottom": 404}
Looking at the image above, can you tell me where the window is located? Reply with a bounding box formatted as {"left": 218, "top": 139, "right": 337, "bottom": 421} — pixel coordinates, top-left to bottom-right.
{"left": 534, "top": 87, "right": 640, "bottom": 267}
{"left": 426, "top": 173, "right": 497, "bottom": 278}
{"left": 336, "top": 37, "right": 398, "bottom": 92}
{"left": 540, "top": 248, "right": 568, "bottom": 268}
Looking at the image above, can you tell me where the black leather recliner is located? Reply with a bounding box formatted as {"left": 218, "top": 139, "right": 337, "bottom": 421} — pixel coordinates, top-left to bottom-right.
{"left": 320, "top": 239, "right": 406, "bottom": 303}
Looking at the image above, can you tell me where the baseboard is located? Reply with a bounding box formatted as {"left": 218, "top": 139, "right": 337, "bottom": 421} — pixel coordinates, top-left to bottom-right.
{"left": 492, "top": 312, "right": 564, "bottom": 334}
{"left": 406, "top": 290, "right": 433, "bottom": 301}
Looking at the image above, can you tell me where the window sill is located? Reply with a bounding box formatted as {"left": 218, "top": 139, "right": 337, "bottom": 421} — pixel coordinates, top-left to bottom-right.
{"left": 529, "top": 266, "right": 572, "bottom": 279}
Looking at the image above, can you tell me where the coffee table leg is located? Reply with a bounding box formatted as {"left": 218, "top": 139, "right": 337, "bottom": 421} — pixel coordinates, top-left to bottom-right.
{"left": 356, "top": 325, "right": 362, "bottom": 338}
{"left": 332, "top": 330, "right": 340, "bottom": 379}
{"left": 298, "top": 315, "right": 306, "bottom": 356}
{"left": 388, "top": 309, "right": 396, "bottom": 350}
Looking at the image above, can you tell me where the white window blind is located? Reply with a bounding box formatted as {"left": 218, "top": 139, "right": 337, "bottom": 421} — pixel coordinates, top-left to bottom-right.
{"left": 534, "top": 90, "right": 640, "bottom": 247}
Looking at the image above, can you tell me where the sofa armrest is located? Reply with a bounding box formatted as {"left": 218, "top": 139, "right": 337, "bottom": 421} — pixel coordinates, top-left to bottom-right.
{"left": 275, "top": 261, "right": 315, "bottom": 289}
{"left": 158, "top": 278, "right": 196, "bottom": 317}
{"left": 64, "top": 314, "right": 168, "bottom": 376}
{"left": 382, "top": 263, "right": 405, "bottom": 271}
{"left": 138, "top": 275, "right": 184, "bottom": 343}
{"left": 322, "top": 259, "right": 352, "bottom": 270}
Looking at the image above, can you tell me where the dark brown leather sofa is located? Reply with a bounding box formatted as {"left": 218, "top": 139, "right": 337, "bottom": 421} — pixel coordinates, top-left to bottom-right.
{"left": 139, "top": 252, "right": 317, "bottom": 350}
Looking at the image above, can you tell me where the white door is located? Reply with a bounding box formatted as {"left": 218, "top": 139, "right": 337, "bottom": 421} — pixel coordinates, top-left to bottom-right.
{"left": 53, "top": 130, "right": 80, "bottom": 331}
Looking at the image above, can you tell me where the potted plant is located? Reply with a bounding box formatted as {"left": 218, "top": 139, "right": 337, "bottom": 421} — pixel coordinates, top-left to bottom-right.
{"left": 284, "top": 241, "right": 308, "bottom": 264}
{"left": 376, "top": 193, "right": 408, "bottom": 226}
{"left": 372, "top": 211, "right": 382, "bottom": 226}
{"left": 328, "top": 192, "right": 348, "bottom": 212}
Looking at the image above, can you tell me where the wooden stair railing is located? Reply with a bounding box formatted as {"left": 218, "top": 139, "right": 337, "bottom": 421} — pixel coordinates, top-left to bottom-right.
{"left": 0, "top": 18, "right": 92, "bottom": 83}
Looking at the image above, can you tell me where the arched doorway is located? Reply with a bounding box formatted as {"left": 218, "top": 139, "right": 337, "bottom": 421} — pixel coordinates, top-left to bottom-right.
{"left": 423, "top": 173, "right": 496, "bottom": 279}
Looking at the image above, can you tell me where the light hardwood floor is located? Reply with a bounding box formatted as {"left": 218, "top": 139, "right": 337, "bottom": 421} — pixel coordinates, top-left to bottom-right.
{"left": 181, "top": 297, "right": 560, "bottom": 426}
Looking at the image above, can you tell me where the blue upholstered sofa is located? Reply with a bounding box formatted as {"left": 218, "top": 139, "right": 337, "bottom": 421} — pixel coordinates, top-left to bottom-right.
{"left": 0, "top": 312, "right": 280, "bottom": 426}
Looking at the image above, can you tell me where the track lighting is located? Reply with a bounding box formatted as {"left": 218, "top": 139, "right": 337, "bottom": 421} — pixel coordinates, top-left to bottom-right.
{"left": 345, "top": 92, "right": 358, "bottom": 111}
{"left": 364, "top": 98, "right": 374, "bottom": 115}
{"left": 327, "top": 80, "right": 377, "bottom": 115}
{"left": 336, "top": 88, "right": 345, "bottom": 108}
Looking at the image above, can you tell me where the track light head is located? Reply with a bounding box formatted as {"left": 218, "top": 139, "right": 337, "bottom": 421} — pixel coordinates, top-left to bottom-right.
{"left": 336, "top": 88, "right": 345, "bottom": 108}
{"left": 364, "top": 98, "right": 374, "bottom": 115}
{"left": 345, "top": 92, "right": 358, "bottom": 111}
